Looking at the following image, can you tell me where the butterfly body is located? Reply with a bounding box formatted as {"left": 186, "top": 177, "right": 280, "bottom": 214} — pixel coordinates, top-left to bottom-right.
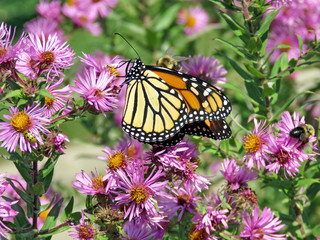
{"left": 121, "top": 58, "right": 232, "bottom": 146}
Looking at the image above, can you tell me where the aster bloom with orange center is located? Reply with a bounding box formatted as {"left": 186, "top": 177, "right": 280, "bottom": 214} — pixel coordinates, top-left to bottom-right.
{"left": 43, "top": 78, "right": 72, "bottom": 117}
{"left": 69, "top": 211, "right": 97, "bottom": 240}
{"left": 242, "top": 120, "right": 272, "bottom": 170}
{"left": 23, "top": 33, "right": 75, "bottom": 77}
{"left": 0, "top": 22, "right": 25, "bottom": 69}
{"left": 221, "top": 158, "right": 257, "bottom": 191}
{"left": 240, "top": 207, "right": 286, "bottom": 240}
{"left": 0, "top": 104, "right": 49, "bottom": 152}
{"left": 177, "top": 6, "right": 209, "bottom": 36}
{"left": 158, "top": 181, "right": 201, "bottom": 221}
{"left": 78, "top": 0, "right": 118, "bottom": 18}
{"left": 72, "top": 169, "right": 111, "bottom": 196}
{"left": 71, "top": 67, "right": 118, "bottom": 117}
{"left": 114, "top": 167, "right": 168, "bottom": 222}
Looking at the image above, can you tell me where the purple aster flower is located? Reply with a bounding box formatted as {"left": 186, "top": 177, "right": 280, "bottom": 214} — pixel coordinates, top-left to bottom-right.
{"left": 267, "top": 0, "right": 292, "bottom": 7}
{"left": 0, "top": 22, "right": 25, "bottom": 70}
{"left": 43, "top": 78, "right": 72, "bottom": 117}
{"left": 79, "top": 51, "right": 125, "bottom": 84}
{"left": 265, "top": 136, "right": 304, "bottom": 178}
{"left": 158, "top": 181, "right": 201, "bottom": 221}
{"left": 266, "top": 30, "right": 302, "bottom": 63}
{"left": 240, "top": 207, "right": 286, "bottom": 239}
{"left": 114, "top": 167, "right": 168, "bottom": 222}
{"left": 78, "top": 0, "right": 118, "bottom": 18}
{"left": 0, "top": 104, "right": 49, "bottom": 152}
{"left": 181, "top": 55, "right": 227, "bottom": 87}
{"left": 71, "top": 67, "right": 118, "bottom": 116}
{"left": 177, "top": 6, "right": 209, "bottom": 35}
{"left": 18, "top": 33, "right": 75, "bottom": 78}
{"left": 72, "top": 169, "right": 112, "bottom": 196}
{"left": 122, "top": 221, "right": 158, "bottom": 240}
{"left": 221, "top": 158, "right": 257, "bottom": 191}
{"left": 192, "top": 207, "right": 229, "bottom": 235}
{"left": 0, "top": 200, "right": 18, "bottom": 238}
{"left": 24, "top": 17, "right": 64, "bottom": 41}
{"left": 69, "top": 211, "right": 97, "bottom": 240}
{"left": 36, "top": 0, "right": 62, "bottom": 22}
{"left": 242, "top": 119, "right": 272, "bottom": 170}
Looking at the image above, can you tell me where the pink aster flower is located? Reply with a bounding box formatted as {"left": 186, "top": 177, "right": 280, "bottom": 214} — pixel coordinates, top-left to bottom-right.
{"left": 69, "top": 211, "right": 97, "bottom": 240}
{"left": 114, "top": 167, "right": 168, "bottom": 222}
{"left": 53, "top": 133, "right": 70, "bottom": 154}
{"left": 78, "top": 0, "right": 118, "bottom": 18}
{"left": 242, "top": 119, "right": 272, "bottom": 170}
{"left": 158, "top": 181, "right": 201, "bottom": 221}
{"left": 265, "top": 136, "right": 305, "bottom": 178}
{"left": 177, "top": 6, "right": 209, "bottom": 35}
{"left": 181, "top": 55, "right": 227, "bottom": 87}
{"left": 71, "top": 67, "right": 118, "bottom": 116}
{"left": 192, "top": 207, "right": 229, "bottom": 235}
{"left": 24, "top": 17, "right": 64, "bottom": 41}
{"left": 79, "top": 51, "right": 125, "bottom": 84}
{"left": 43, "top": 78, "right": 72, "bottom": 117}
{"left": 0, "top": 22, "right": 25, "bottom": 70}
{"left": 0, "top": 104, "right": 49, "bottom": 152}
{"left": 240, "top": 207, "right": 286, "bottom": 240}
{"left": 17, "top": 33, "right": 75, "bottom": 78}
{"left": 37, "top": 0, "right": 62, "bottom": 22}
{"left": 122, "top": 221, "right": 158, "bottom": 240}
{"left": 72, "top": 169, "right": 111, "bottom": 196}
{"left": 266, "top": 30, "right": 302, "bottom": 62}
{"left": 221, "top": 158, "right": 257, "bottom": 191}
{"left": 0, "top": 200, "right": 18, "bottom": 238}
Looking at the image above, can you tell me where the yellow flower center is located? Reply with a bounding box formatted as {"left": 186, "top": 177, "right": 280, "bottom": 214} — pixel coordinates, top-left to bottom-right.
{"left": 106, "top": 65, "right": 119, "bottom": 77}
{"left": 45, "top": 96, "right": 55, "bottom": 107}
{"left": 186, "top": 15, "right": 196, "bottom": 27}
{"left": 129, "top": 185, "right": 149, "bottom": 204}
{"left": 94, "top": 89, "right": 103, "bottom": 98}
{"left": 91, "top": 176, "right": 104, "bottom": 190}
{"left": 107, "top": 151, "right": 126, "bottom": 171}
{"left": 40, "top": 51, "right": 55, "bottom": 65}
{"left": 243, "top": 134, "right": 262, "bottom": 153}
{"left": 10, "top": 111, "right": 32, "bottom": 132}
{"left": 66, "top": 0, "right": 76, "bottom": 6}
{"left": 189, "top": 225, "right": 207, "bottom": 240}
{"left": 0, "top": 47, "right": 7, "bottom": 58}
{"left": 79, "top": 16, "right": 88, "bottom": 23}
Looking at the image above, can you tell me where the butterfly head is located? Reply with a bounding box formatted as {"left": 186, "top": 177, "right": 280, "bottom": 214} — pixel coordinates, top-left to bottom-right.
{"left": 125, "top": 58, "right": 146, "bottom": 82}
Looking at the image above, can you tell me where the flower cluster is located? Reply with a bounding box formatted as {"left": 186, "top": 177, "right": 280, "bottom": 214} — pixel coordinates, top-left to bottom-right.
{"left": 242, "top": 111, "right": 317, "bottom": 177}
{"left": 266, "top": 0, "right": 320, "bottom": 61}
{"left": 71, "top": 135, "right": 287, "bottom": 239}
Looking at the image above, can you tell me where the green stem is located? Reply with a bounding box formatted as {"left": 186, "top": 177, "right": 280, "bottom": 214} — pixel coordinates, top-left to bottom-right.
{"left": 32, "top": 160, "right": 39, "bottom": 230}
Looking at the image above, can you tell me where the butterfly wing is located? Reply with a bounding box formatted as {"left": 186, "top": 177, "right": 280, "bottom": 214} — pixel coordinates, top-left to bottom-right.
{"left": 122, "top": 69, "right": 189, "bottom": 143}
{"left": 146, "top": 66, "right": 232, "bottom": 123}
{"left": 183, "top": 119, "right": 232, "bottom": 140}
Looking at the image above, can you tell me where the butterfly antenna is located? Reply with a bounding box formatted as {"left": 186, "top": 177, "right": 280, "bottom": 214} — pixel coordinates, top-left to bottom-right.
{"left": 115, "top": 33, "right": 140, "bottom": 59}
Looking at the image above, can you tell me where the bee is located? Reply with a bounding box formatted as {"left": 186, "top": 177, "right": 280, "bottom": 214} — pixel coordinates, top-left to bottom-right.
{"left": 156, "top": 47, "right": 188, "bottom": 71}
{"left": 23, "top": 130, "right": 37, "bottom": 143}
{"left": 289, "top": 124, "right": 315, "bottom": 143}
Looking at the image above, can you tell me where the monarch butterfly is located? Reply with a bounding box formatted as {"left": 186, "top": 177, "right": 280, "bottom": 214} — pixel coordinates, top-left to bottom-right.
{"left": 118, "top": 35, "right": 232, "bottom": 146}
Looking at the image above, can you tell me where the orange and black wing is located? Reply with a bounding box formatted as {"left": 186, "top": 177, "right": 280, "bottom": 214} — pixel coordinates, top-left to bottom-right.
{"left": 146, "top": 66, "right": 232, "bottom": 123}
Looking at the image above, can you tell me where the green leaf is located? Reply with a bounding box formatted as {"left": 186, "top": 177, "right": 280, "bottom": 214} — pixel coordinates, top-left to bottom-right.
{"left": 39, "top": 154, "right": 59, "bottom": 180}
{"left": 60, "top": 197, "right": 74, "bottom": 222}
{"left": 219, "top": 11, "right": 249, "bottom": 41}
{"left": 296, "top": 179, "right": 320, "bottom": 189}
{"left": 214, "top": 38, "right": 255, "bottom": 60}
{"left": 296, "top": 33, "right": 304, "bottom": 55}
{"left": 38, "top": 89, "right": 55, "bottom": 99}
{"left": 29, "top": 182, "right": 45, "bottom": 196}
{"left": 10, "top": 199, "right": 32, "bottom": 229}
{"left": 280, "top": 52, "right": 288, "bottom": 71}
{"left": 10, "top": 152, "right": 33, "bottom": 182}
{"left": 257, "top": 8, "right": 282, "bottom": 37}
{"left": 43, "top": 169, "right": 54, "bottom": 193}
{"left": 6, "top": 179, "right": 33, "bottom": 204}
{"left": 153, "top": 4, "right": 180, "bottom": 31}
{"left": 40, "top": 198, "right": 64, "bottom": 232}
{"left": 0, "top": 89, "right": 22, "bottom": 102}
{"left": 244, "top": 63, "right": 266, "bottom": 78}
{"left": 244, "top": 79, "right": 265, "bottom": 106}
